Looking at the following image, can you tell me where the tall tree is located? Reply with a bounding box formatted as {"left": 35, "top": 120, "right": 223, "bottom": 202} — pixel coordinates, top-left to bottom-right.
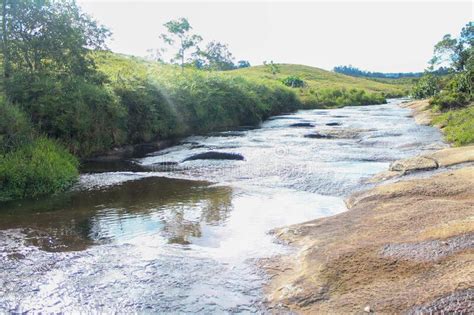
{"left": 432, "top": 21, "right": 473, "bottom": 72}
{"left": 1, "top": 0, "right": 110, "bottom": 80}
{"left": 197, "top": 41, "right": 235, "bottom": 71}
{"left": 160, "top": 17, "right": 202, "bottom": 70}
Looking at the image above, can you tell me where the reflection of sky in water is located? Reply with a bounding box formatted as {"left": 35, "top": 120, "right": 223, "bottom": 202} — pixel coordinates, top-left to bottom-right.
{"left": 0, "top": 100, "right": 448, "bottom": 313}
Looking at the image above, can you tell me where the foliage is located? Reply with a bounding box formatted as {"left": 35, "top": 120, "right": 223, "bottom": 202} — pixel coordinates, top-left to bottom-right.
{"left": 5, "top": 72, "right": 126, "bottom": 156}
{"left": 263, "top": 60, "right": 281, "bottom": 76}
{"left": 237, "top": 60, "right": 251, "bottom": 68}
{"left": 430, "top": 22, "right": 473, "bottom": 71}
{"left": 231, "top": 63, "right": 408, "bottom": 107}
{"left": 432, "top": 105, "right": 474, "bottom": 146}
{"left": 195, "top": 41, "right": 236, "bottom": 71}
{"left": 411, "top": 74, "right": 441, "bottom": 99}
{"left": 160, "top": 17, "right": 202, "bottom": 69}
{"left": 1, "top": 0, "right": 110, "bottom": 78}
{"left": 0, "top": 137, "right": 78, "bottom": 202}
{"left": 304, "top": 88, "right": 385, "bottom": 108}
{"left": 0, "top": 97, "right": 33, "bottom": 153}
{"left": 95, "top": 52, "right": 300, "bottom": 140}
{"left": 282, "top": 76, "right": 305, "bottom": 88}
{"left": 333, "top": 65, "right": 429, "bottom": 79}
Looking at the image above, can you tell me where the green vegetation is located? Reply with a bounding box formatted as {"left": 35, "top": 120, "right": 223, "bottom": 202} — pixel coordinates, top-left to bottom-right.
{"left": 282, "top": 76, "right": 305, "bottom": 88}
{"left": 0, "top": 1, "right": 408, "bottom": 202}
{"left": 0, "top": 136, "right": 78, "bottom": 202}
{"left": 432, "top": 105, "right": 474, "bottom": 146}
{"left": 231, "top": 64, "right": 408, "bottom": 108}
{"left": 412, "top": 21, "right": 473, "bottom": 145}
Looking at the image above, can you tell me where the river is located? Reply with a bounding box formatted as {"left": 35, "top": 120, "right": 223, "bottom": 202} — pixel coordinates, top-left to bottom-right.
{"left": 0, "top": 99, "right": 446, "bottom": 313}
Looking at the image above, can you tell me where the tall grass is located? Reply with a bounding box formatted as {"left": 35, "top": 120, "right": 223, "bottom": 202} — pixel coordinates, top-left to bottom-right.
{"left": 0, "top": 137, "right": 78, "bottom": 201}
{"left": 432, "top": 105, "right": 474, "bottom": 146}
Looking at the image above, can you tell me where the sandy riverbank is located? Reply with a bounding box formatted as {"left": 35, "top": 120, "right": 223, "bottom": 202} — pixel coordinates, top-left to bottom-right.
{"left": 264, "top": 100, "right": 474, "bottom": 313}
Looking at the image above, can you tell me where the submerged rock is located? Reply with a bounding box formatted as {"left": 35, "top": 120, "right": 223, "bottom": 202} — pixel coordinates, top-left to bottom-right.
{"left": 325, "top": 122, "right": 341, "bottom": 126}
{"left": 153, "top": 161, "right": 179, "bottom": 166}
{"left": 289, "top": 122, "right": 315, "bottom": 128}
{"left": 182, "top": 151, "right": 244, "bottom": 162}
{"left": 304, "top": 133, "right": 333, "bottom": 139}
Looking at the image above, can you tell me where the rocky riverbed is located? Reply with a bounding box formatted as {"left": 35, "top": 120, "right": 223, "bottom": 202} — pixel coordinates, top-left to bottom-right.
{"left": 264, "top": 100, "right": 474, "bottom": 313}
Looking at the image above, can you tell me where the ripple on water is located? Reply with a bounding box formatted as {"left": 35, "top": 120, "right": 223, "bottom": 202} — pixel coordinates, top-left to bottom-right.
{"left": 0, "top": 99, "right": 447, "bottom": 313}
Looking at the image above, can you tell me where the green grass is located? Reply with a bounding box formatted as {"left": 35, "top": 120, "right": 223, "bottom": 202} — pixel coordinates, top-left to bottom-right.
{"left": 432, "top": 104, "right": 474, "bottom": 146}
{"left": 0, "top": 137, "right": 78, "bottom": 202}
{"left": 229, "top": 63, "right": 410, "bottom": 106}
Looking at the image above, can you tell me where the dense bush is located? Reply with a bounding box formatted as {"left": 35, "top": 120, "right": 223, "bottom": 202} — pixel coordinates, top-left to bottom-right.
{"left": 411, "top": 74, "right": 441, "bottom": 99}
{"left": 282, "top": 76, "right": 305, "bottom": 88}
{"left": 6, "top": 72, "right": 127, "bottom": 157}
{"left": 0, "top": 137, "right": 78, "bottom": 201}
{"left": 430, "top": 91, "right": 469, "bottom": 110}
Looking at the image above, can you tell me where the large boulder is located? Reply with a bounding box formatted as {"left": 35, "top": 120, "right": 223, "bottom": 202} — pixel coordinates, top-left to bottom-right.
{"left": 182, "top": 151, "right": 244, "bottom": 162}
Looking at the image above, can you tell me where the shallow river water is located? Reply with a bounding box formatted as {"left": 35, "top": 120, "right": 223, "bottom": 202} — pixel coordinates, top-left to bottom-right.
{"left": 0, "top": 99, "right": 446, "bottom": 313}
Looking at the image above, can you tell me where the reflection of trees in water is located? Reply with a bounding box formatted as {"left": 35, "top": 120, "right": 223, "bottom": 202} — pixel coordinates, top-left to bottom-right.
{"left": 0, "top": 177, "right": 234, "bottom": 251}
{"left": 161, "top": 186, "right": 233, "bottom": 244}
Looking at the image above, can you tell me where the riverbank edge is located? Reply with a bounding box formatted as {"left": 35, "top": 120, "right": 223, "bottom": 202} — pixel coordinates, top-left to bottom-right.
{"left": 262, "top": 99, "right": 474, "bottom": 313}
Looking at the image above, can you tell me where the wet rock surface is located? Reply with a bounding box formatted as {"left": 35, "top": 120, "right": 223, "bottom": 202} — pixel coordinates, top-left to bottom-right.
{"left": 182, "top": 151, "right": 245, "bottom": 162}
{"left": 289, "top": 122, "right": 315, "bottom": 128}
{"left": 266, "top": 167, "right": 474, "bottom": 314}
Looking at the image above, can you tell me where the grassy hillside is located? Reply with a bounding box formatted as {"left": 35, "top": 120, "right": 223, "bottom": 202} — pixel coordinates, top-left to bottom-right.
{"left": 230, "top": 64, "right": 410, "bottom": 107}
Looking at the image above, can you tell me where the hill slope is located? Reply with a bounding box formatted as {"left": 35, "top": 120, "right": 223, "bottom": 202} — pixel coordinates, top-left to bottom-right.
{"left": 230, "top": 64, "right": 410, "bottom": 107}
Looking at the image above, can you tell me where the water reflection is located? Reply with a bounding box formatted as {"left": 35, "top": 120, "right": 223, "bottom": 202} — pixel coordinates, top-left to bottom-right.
{"left": 0, "top": 177, "right": 233, "bottom": 251}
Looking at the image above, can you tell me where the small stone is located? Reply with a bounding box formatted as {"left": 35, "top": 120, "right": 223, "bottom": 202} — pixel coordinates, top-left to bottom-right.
{"left": 364, "top": 305, "right": 371, "bottom": 313}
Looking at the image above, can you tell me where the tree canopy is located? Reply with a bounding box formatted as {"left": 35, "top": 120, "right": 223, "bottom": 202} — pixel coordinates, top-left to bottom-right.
{"left": 160, "top": 17, "right": 202, "bottom": 69}
{"left": 1, "top": 0, "right": 110, "bottom": 79}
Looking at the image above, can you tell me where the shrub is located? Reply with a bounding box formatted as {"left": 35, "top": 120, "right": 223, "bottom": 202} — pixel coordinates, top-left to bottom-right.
{"left": 411, "top": 74, "right": 441, "bottom": 99}
{"left": 430, "top": 91, "right": 469, "bottom": 111}
{"left": 282, "top": 76, "right": 305, "bottom": 88}
{"left": 0, "top": 137, "right": 79, "bottom": 201}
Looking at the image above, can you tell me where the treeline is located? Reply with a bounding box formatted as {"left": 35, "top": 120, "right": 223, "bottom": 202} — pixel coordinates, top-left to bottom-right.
{"left": 333, "top": 65, "right": 450, "bottom": 79}
{"left": 412, "top": 21, "right": 473, "bottom": 146}
{"left": 0, "top": 1, "right": 298, "bottom": 201}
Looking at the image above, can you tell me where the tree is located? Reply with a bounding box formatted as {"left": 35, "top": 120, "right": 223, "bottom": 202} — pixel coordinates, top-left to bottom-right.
{"left": 160, "top": 17, "right": 202, "bottom": 70}
{"left": 1, "top": 0, "right": 110, "bottom": 79}
{"left": 197, "top": 41, "right": 235, "bottom": 71}
{"left": 432, "top": 22, "right": 473, "bottom": 71}
{"left": 263, "top": 60, "right": 280, "bottom": 76}
{"left": 237, "top": 60, "right": 251, "bottom": 68}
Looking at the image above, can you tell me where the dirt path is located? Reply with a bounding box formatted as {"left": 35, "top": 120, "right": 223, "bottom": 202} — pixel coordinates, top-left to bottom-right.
{"left": 264, "top": 100, "right": 474, "bottom": 313}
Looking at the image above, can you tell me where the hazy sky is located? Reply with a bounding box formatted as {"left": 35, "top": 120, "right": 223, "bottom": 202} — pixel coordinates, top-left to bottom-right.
{"left": 78, "top": 1, "right": 472, "bottom": 72}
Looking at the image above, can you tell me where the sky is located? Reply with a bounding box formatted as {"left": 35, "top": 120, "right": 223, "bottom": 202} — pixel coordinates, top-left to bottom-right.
{"left": 77, "top": 0, "right": 473, "bottom": 72}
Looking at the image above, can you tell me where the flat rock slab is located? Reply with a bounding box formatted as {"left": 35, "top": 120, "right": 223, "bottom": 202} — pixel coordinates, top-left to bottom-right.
{"left": 389, "top": 156, "right": 439, "bottom": 173}
{"left": 427, "top": 145, "right": 474, "bottom": 167}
